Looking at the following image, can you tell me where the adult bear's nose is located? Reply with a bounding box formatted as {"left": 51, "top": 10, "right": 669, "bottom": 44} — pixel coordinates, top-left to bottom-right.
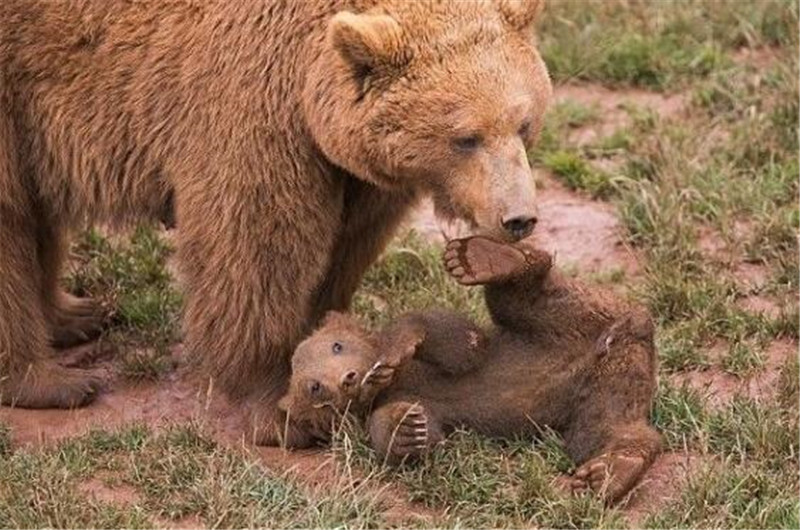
{"left": 502, "top": 214, "right": 538, "bottom": 241}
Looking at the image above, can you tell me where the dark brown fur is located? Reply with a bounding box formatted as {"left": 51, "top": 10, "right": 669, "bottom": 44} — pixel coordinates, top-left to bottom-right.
{"left": 280, "top": 236, "right": 661, "bottom": 503}
{"left": 0, "top": 0, "right": 550, "bottom": 428}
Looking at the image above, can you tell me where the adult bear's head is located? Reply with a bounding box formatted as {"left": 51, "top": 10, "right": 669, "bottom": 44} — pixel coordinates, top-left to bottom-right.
{"left": 304, "top": 0, "right": 552, "bottom": 242}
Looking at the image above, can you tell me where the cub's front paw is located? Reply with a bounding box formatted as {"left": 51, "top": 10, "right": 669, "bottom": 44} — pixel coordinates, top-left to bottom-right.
{"left": 361, "top": 360, "right": 396, "bottom": 390}
{"left": 384, "top": 403, "right": 430, "bottom": 461}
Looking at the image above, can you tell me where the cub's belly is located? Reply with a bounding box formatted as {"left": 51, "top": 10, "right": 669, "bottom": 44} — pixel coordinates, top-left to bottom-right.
{"left": 387, "top": 346, "right": 588, "bottom": 438}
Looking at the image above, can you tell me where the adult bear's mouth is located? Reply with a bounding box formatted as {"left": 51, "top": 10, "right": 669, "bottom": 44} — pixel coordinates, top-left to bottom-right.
{"left": 431, "top": 193, "right": 535, "bottom": 243}
{"left": 431, "top": 196, "right": 477, "bottom": 241}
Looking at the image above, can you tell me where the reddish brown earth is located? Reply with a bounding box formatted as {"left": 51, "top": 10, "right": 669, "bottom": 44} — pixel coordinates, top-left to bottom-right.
{"left": 554, "top": 84, "right": 687, "bottom": 147}
{"left": 623, "top": 452, "right": 703, "bottom": 527}
{"left": 669, "top": 338, "right": 796, "bottom": 409}
{"left": 0, "top": 344, "right": 436, "bottom": 526}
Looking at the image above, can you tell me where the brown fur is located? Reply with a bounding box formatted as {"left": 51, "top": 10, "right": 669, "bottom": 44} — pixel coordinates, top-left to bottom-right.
{"left": 0, "top": 0, "right": 550, "bottom": 428}
{"left": 279, "top": 237, "right": 661, "bottom": 503}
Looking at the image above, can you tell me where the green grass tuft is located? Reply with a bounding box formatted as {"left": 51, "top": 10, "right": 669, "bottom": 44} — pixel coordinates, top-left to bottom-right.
{"left": 67, "top": 226, "right": 182, "bottom": 381}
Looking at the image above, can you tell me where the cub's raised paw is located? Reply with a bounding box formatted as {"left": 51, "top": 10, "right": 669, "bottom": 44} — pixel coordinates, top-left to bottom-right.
{"left": 443, "top": 237, "right": 546, "bottom": 285}
{"left": 569, "top": 452, "right": 648, "bottom": 504}
{"left": 361, "top": 360, "right": 396, "bottom": 390}
{"left": 385, "top": 403, "right": 430, "bottom": 461}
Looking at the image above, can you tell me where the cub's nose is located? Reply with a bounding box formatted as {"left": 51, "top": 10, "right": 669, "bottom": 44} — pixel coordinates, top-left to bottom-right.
{"left": 340, "top": 370, "right": 359, "bottom": 389}
{"left": 501, "top": 214, "right": 538, "bottom": 240}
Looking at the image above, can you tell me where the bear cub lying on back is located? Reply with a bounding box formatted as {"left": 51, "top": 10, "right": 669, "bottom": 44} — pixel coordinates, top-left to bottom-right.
{"left": 276, "top": 236, "right": 661, "bottom": 503}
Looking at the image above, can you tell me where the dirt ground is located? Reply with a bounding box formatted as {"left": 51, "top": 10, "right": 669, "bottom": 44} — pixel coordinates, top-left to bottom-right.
{"left": 0, "top": 80, "right": 793, "bottom": 527}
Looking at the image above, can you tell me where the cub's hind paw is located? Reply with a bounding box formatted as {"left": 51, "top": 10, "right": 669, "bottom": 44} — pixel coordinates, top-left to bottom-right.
{"left": 443, "top": 237, "right": 550, "bottom": 285}
{"left": 571, "top": 452, "right": 648, "bottom": 503}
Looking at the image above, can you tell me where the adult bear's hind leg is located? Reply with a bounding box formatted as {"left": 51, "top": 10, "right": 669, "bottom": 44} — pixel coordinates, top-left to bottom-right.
{"left": 0, "top": 221, "right": 103, "bottom": 407}
{"left": 37, "top": 223, "right": 107, "bottom": 349}
{"left": 0, "top": 94, "right": 103, "bottom": 407}
{"left": 0, "top": 208, "right": 103, "bottom": 408}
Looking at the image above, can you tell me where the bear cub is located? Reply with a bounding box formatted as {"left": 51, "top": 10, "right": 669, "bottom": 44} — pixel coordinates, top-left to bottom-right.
{"left": 277, "top": 236, "right": 661, "bottom": 503}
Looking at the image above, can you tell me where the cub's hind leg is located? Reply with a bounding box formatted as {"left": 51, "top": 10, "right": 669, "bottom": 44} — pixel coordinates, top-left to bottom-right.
{"left": 567, "top": 421, "right": 661, "bottom": 503}
{"left": 564, "top": 315, "right": 660, "bottom": 503}
{"left": 368, "top": 401, "right": 444, "bottom": 465}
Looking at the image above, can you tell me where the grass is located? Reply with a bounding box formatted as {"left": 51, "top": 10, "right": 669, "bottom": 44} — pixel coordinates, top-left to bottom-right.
{"left": 66, "top": 226, "right": 182, "bottom": 381}
{"left": 537, "top": 0, "right": 797, "bottom": 90}
{"left": 352, "top": 232, "right": 488, "bottom": 328}
{"left": 0, "top": 424, "right": 390, "bottom": 529}
{"left": 331, "top": 426, "right": 624, "bottom": 529}
{"left": 540, "top": 150, "right": 617, "bottom": 198}
{"left": 0, "top": 0, "right": 797, "bottom": 528}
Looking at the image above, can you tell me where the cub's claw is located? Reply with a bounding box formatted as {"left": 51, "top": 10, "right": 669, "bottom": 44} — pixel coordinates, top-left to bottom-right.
{"left": 361, "top": 360, "right": 395, "bottom": 388}
{"left": 388, "top": 404, "right": 430, "bottom": 456}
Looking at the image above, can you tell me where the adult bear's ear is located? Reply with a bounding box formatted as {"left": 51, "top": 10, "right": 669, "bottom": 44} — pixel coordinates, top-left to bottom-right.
{"left": 329, "top": 11, "right": 411, "bottom": 72}
{"left": 498, "top": 0, "right": 545, "bottom": 32}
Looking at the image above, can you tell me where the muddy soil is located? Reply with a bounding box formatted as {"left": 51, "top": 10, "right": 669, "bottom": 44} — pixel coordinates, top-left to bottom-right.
{"left": 554, "top": 84, "right": 687, "bottom": 147}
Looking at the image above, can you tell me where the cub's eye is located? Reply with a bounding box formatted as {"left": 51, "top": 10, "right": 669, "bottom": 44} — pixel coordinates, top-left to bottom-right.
{"left": 332, "top": 341, "right": 343, "bottom": 354}
{"left": 309, "top": 380, "right": 321, "bottom": 395}
{"left": 452, "top": 134, "right": 482, "bottom": 152}
{"left": 518, "top": 121, "right": 532, "bottom": 137}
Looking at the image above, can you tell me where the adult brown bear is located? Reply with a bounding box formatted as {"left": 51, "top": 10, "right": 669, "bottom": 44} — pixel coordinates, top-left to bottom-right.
{"left": 0, "top": 0, "right": 551, "bottom": 441}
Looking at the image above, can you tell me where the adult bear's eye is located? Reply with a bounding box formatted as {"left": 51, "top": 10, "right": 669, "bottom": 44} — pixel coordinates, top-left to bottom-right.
{"left": 309, "top": 380, "right": 321, "bottom": 395}
{"left": 452, "top": 134, "right": 482, "bottom": 152}
{"left": 518, "top": 120, "right": 532, "bottom": 137}
{"left": 332, "top": 341, "right": 343, "bottom": 354}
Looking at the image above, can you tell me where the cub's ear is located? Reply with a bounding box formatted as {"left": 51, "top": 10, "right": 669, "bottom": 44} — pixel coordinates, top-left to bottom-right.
{"left": 329, "top": 11, "right": 411, "bottom": 71}
{"left": 498, "top": 0, "right": 545, "bottom": 32}
{"left": 320, "top": 310, "right": 364, "bottom": 333}
{"left": 320, "top": 310, "right": 348, "bottom": 328}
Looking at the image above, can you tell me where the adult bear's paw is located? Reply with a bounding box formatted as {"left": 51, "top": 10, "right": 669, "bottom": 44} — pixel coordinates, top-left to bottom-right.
{"left": 1, "top": 361, "right": 104, "bottom": 408}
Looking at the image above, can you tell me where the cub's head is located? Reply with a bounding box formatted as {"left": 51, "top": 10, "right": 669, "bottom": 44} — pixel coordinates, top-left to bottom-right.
{"left": 279, "top": 312, "right": 378, "bottom": 426}
{"left": 305, "top": 0, "right": 552, "bottom": 242}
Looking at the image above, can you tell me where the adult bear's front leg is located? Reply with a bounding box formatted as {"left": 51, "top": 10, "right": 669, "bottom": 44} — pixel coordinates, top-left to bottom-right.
{"left": 311, "top": 178, "right": 417, "bottom": 320}
{"left": 174, "top": 155, "right": 343, "bottom": 443}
